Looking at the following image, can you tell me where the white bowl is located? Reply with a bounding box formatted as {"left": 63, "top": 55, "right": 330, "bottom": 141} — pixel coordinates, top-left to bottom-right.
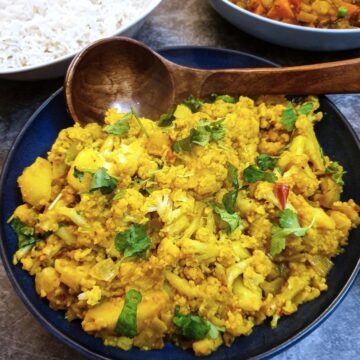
{"left": 209, "top": 0, "right": 360, "bottom": 51}
{"left": 0, "top": 0, "right": 162, "bottom": 81}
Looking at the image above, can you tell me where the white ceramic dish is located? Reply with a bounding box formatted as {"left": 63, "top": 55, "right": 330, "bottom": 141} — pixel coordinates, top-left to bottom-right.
{"left": 0, "top": 0, "right": 162, "bottom": 81}
{"left": 209, "top": 0, "right": 360, "bottom": 51}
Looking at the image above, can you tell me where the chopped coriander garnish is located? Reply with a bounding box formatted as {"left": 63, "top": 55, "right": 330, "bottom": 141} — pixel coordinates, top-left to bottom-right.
{"left": 222, "top": 190, "right": 238, "bottom": 214}
{"left": 226, "top": 162, "right": 239, "bottom": 189}
{"left": 270, "top": 209, "right": 313, "bottom": 256}
{"left": 131, "top": 107, "right": 149, "bottom": 138}
{"left": 115, "top": 289, "right": 142, "bottom": 337}
{"left": 115, "top": 224, "right": 150, "bottom": 257}
{"left": 173, "top": 305, "right": 210, "bottom": 340}
{"left": 281, "top": 103, "right": 297, "bottom": 132}
{"left": 298, "top": 102, "right": 313, "bottom": 115}
{"left": 208, "top": 93, "right": 239, "bottom": 103}
{"left": 90, "top": 168, "right": 118, "bottom": 194}
{"left": 73, "top": 167, "right": 84, "bottom": 182}
{"left": 281, "top": 101, "right": 315, "bottom": 132}
{"left": 215, "top": 94, "right": 238, "bottom": 103}
{"left": 256, "top": 154, "right": 277, "bottom": 171}
{"left": 182, "top": 95, "right": 203, "bottom": 113}
{"left": 222, "top": 162, "right": 239, "bottom": 213}
{"left": 212, "top": 204, "right": 241, "bottom": 233}
{"left": 325, "top": 161, "right": 346, "bottom": 186}
{"left": 103, "top": 111, "right": 132, "bottom": 135}
{"left": 172, "top": 119, "right": 225, "bottom": 153}
{"left": 10, "top": 218, "right": 40, "bottom": 249}
{"left": 243, "top": 165, "right": 277, "bottom": 183}
{"left": 172, "top": 128, "right": 203, "bottom": 153}
{"left": 158, "top": 107, "right": 176, "bottom": 127}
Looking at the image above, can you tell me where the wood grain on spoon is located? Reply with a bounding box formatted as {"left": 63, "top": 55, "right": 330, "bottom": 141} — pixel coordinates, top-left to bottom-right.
{"left": 65, "top": 37, "right": 360, "bottom": 125}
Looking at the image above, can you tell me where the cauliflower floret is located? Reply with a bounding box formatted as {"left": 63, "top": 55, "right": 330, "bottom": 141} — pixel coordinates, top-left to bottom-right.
{"left": 225, "top": 311, "right": 254, "bottom": 337}
{"left": 180, "top": 238, "right": 220, "bottom": 261}
{"left": 12, "top": 204, "right": 38, "bottom": 226}
{"left": 192, "top": 336, "right": 223, "bottom": 356}
{"left": 111, "top": 189, "right": 147, "bottom": 224}
{"left": 157, "top": 237, "right": 181, "bottom": 265}
{"left": 109, "top": 141, "right": 145, "bottom": 177}
{"left": 78, "top": 285, "right": 102, "bottom": 306}
{"left": 143, "top": 189, "right": 198, "bottom": 235}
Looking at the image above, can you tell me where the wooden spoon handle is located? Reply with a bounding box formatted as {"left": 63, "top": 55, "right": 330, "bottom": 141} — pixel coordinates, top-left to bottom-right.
{"left": 199, "top": 58, "right": 360, "bottom": 96}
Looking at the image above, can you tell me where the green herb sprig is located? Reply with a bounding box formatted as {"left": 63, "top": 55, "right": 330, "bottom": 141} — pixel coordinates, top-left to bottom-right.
{"left": 281, "top": 102, "right": 314, "bottom": 132}
{"left": 172, "top": 119, "right": 225, "bottom": 153}
{"left": 270, "top": 209, "right": 313, "bottom": 256}
{"left": 115, "top": 224, "right": 150, "bottom": 257}
{"left": 115, "top": 289, "right": 142, "bottom": 337}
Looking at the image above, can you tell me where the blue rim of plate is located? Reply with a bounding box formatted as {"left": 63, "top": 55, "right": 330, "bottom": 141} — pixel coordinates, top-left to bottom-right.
{"left": 0, "top": 46, "right": 359, "bottom": 360}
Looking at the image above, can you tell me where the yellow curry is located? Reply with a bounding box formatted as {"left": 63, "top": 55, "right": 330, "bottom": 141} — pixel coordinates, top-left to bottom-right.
{"left": 9, "top": 94, "right": 359, "bottom": 356}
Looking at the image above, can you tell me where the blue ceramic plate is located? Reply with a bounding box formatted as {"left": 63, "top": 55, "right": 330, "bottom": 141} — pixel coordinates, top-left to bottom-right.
{"left": 0, "top": 47, "right": 359, "bottom": 360}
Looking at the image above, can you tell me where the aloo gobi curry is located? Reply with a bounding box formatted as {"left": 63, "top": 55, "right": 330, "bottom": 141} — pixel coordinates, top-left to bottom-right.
{"left": 9, "top": 94, "right": 359, "bottom": 356}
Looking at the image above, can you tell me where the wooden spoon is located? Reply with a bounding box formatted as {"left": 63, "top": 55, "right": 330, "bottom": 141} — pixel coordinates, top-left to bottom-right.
{"left": 65, "top": 37, "right": 360, "bottom": 125}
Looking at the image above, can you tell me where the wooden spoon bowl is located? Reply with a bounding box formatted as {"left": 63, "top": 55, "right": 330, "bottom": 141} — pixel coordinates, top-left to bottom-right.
{"left": 65, "top": 37, "right": 360, "bottom": 125}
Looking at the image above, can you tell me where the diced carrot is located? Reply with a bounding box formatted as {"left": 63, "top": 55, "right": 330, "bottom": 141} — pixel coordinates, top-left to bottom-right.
{"left": 267, "top": 6, "right": 280, "bottom": 18}
{"left": 277, "top": 0, "right": 295, "bottom": 18}
{"left": 255, "top": 3, "right": 266, "bottom": 15}
{"left": 340, "top": 1, "right": 359, "bottom": 17}
{"left": 289, "top": 0, "right": 301, "bottom": 11}
{"left": 267, "top": 0, "right": 295, "bottom": 19}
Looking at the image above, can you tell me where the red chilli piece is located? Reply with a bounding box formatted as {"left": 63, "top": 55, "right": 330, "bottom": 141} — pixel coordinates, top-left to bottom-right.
{"left": 274, "top": 183, "right": 290, "bottom": 209}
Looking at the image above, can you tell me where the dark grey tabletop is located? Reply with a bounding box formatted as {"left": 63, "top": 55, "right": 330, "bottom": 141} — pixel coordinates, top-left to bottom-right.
{"left": 0, "top": 0, "right": 359, "bottom": 359}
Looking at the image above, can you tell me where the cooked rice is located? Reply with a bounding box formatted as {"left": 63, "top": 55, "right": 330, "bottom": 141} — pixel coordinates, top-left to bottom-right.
{"left": 0, "top": 0, "right": 156, "bottom": 70}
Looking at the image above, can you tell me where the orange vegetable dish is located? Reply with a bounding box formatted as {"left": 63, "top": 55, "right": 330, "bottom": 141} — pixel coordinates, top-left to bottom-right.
{"left": 231, "top": 0, "right": 360, "bottom": 28}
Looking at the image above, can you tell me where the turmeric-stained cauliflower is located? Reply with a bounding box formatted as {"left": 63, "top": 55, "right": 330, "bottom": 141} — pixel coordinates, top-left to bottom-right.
{"left": 10, "top": 95, "right": 359, "bottom": 356}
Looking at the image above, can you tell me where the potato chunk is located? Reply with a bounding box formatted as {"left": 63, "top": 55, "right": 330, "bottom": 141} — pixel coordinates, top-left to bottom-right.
{"left": 18, "top": 157, "right": 52, "bottom": 207}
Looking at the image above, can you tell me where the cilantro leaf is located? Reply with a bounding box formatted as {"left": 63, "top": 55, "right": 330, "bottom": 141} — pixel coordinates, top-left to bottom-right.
{"left": 103, "top": 111, "right": 132, "bottom": 135}
{"left": 158, "top": 107, "right": 175, "bottom": 127}
{"left": 207, "top": 119, "right": 225, "bottom": 141}
{"left": 222, "top": 189, "right": 237, "bottom": 214}
{"left": 10, "top": 218, "right": 39, "bottom": 249}
{"left": 256, "top": 154, "right": 277, "bottom": 171}
{"left": 172, "top": 119, "right": 225, "bottom": 153}
{"left": 115, "top": 224, "right": 150, "bottom": 257}
{"left": 114, "top": 289, "right": 142, "bottom": 338}
{"left": 213, "top": 204, "right": 241, "bottom": 233}
{"left": 131, "top": 107, "right": 149, "bottom": 138}
{"left": 298, "top": 102, "right": 313, "bottom": 115}
{"left": 208, "top": 93, "right": 219, "bottom": 103}
{"left": 172, "top": 128, "right": 200, "bottom": 153}
{"left": 173, "top": 305, "right": 210, "bottom": 340}
{"left": 269, "top": 226, "right": 289, "bottom": 256}
{"left": 90, "top": 168, "right": 118, "bottom": 194}
{"left": 182, "top": 95, "right": 203, "bottom": 113}
{"left": 227, "top": 162, "right": 239, "bottom": 189}
{"left": 73, "top": 167, "right": 84, "bottom": 182}
{"left": 270, "top": 209, "right": 312, "bottom": 256}
{"left": 243, "top": 165, "right": 277, "bottom": 183}
{"left": 279, "top": 208, "right": 307, "bottom": 236}
{"left": 222, "top": 163, "right": 239, "bottom": 213}
{"left": 191, "top": 127, "right": 211, "bottom": 146}
{"left": 215, "top": 94, "right": 238, "bottom": 103}
{"left": 207, "top": 321, "right": 225, "bottom": 339}
{"left": 281, "top": 104, "right": 297, "bottom": 132}
{"left": 325, "top": 161, "right": 346, "bottom": 186}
